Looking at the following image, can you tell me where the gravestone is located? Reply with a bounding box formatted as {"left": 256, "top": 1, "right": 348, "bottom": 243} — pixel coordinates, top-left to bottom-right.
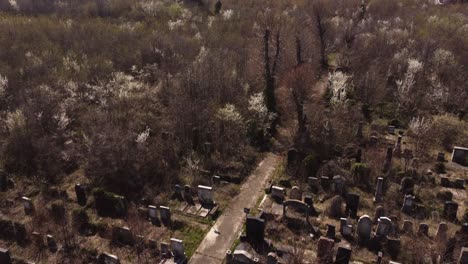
{"left": 356, "top": 148, "right": 362, "bottom": 163}
{"left": 321, "top": 176, "right": 331, "bottom": 190}
{"left": 212, "top": 175, "right": 221, "bottom": 185}
{"left": 14, "top": 222, "right": 26, "bottom": 243}
{"left": 170, "top": 238, "right": 186, "bottom": 261}
{"left": 394, "top": 136, "right": 402, "bottom": 157}
{"left": 184, "top": 185, "right": 193, "bottom": 204}
{"left": 357, "top": 121, "right": 364, "bottom": 140}
{"left": 401, "top": 195, "right": 415, "bottom": 214}
{"left": 432, "top": 211, "right": 440, "bottom": 222}
{"left": 317, "top": 236, "right": 334, "bottom": 263}
{"left": 451, "top": 146, "right": 467, "bottom": 166}
{"left": 386, "top": 237, "right": 401, "bottom": 259}
{"left": 437, "top": 152, "right": 445, "bottom": 162}
{"left": 333, "top": 175, "right": 346, "bottom": 196}
{"left": 271, "top": 186, "right": 284, "bottom": 201}
{"left": 443, "top": 201, "right": 458, "bottom": 222}
{"left": 399, "top": 177, "right": 414, "bottom": 194}
{"left": 0, "top": 219, "right": 15, "bottom": 241}
{"left": 46, "top": 234, "right": 57, "bottom": 252}
{"left": 357, "top": 215, "right": 372, "bottom": 242}
{"left": 174, "top": 184, "right": 183, "bottom": 200}
{"left": 233, "top": 250, "right": 254, "bottom": 263}
{"left": 267, "top": 252, "right": 278, "bottom": 264}
{"left": 148, "top": 205, "right": 158, "bottom": 221}
{"left": 402, "top": 220, "right": 413, "bottom": 234}
{"left": 458, "top": 247, "right": 468, "bottom": 264}
{"left": 346, "top": 193, "right": 360, "bottom": 218}
{"left": 436, "top": 222, "right": 448, "bottom": 241}
{"left": 326, "top": 224, "right": 336, "bottom": 240}
{"left": 246, "top": 216, "right": 265, "bottom": 249}
{"left": 289, "top": 186, "right": 302, "bottom": 200}
{"left": 377, "top": 251, "right": 383, "bottom": 264}
{"left": 159, "top": 206, "right": 171, "bottom": 224}
{"left": 22, "top": 196, "right": 34, "bottom": 215}
{"left": 374, "top": 177, "right": 384, "bottom": 202}
{"left": 373, "top": 206, "right": 385, "bottom": 224}
{"left": 75, "top": 184, "right": 87, "bottom": 206}
{"left": 197, "top": 185, "right": 214, "bottom": 206}
{"left": 335, "top": 245, "right": 352, "bottom": 264}
{"left": 342, "top": 224, "right": 353, "bottom": 237}
{"left": 370, "top": 135, "right": 378, "bottom": 146}
{"left": 0, "top": 248, "right": 11, "bottom": 264}
{"left": 388, "top": 126, "right": 395, "bottom": 134}
{"left": 32, "top": 232, "right": 43, "bottom": 247}
{"left": 418, "top": 223, "right": 429, "bottom": 237}
{"left": 93, "top": 190, "right": 127, "bottom": 218}
{"left": 304, "top": 195, "right": 313, "bottom": 207}
{"left": 440, "top": 176, "right": 451, "bottom": 187}
{"left": 160, "top": 242, "right": 171, "bottom": 258}
{"left": 383, "top": 147, "right": 393, "bottom": 173}
{"left": 454, "top": 178, "right": 465, "bottom": 189}
{"left": 0, "top": 171, "right": 8, "bottom": 192}
{"left": 112, "top": 227, "right": 134, "bottom": 245}
{"left": 308, "top": 177, "right": 319, "bottom": 187}
{"left": 98, "top": 253, "right": 120, "bottom": 264}
{"left": 375, "top": 217, "right": 392, "bottom": 237}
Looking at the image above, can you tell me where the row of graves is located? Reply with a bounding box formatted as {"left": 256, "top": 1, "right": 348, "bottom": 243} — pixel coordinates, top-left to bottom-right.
{"left": 226, "top": 124, "right": 467, "bottom": 263}
{"left": 0, "top": 176, "right": 213, "bottom": 264}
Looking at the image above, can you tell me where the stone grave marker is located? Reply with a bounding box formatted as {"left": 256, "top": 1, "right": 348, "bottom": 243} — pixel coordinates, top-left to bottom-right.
{"left": 388, "top": 126, "right": 395, "bottom": 134}
{"left": 357, "top": 215, "right": 372, "bottom": 242}
{"left": 317, "top": 236, "right": 334, "bottom": 263}
{"left": 451, "top": 146, "right": 468, "bottom": 166}
{"left": 271, "top": 186, "right": 284, "bottom": 201}
{"left": 443, "top": 201, "right": 458, "bottom": 222}
{"left": 321, "top": 176, "right": 331, "bottom": 190}
{"left": 0, "top": 248, "right": 11, "bottom": 264}
{"left": 148, "top": 205, "right": 158, "bottom": 221}
{"left": 401, "top": 195, "right": 415, "bottom": 214}
{"left": 160, "top": 242, "right": 171, "bottom": 258}
{"left": 289, "top": 186, "right": 302, "bottom": 200}
{"left": 75, "top": 184, "right": 87, "bottom": 206}
{"left": 159, "top": 206, "right": 171, "bottom": 225}
{"left": 432, "top": 211, "right": 440, "bottom": 222}
{"left": 183, "top": 185, "right": 193, "bottom": 204}
{"left": 373, "top": 206, "right": 385, "bottom": 224}
{"left": 374, "top": 177, "right": 384, "bottom": 202}
{"left": 335, "top": 245, "right": 352, "bottom": 264}
{"left": 22, "top": 196, "right": 34, "bottom": 215}
{"left": 333, "top": 175, "right": 346, "bottom": 196}
{"left": 32, "top": 231, "right": 43, "bottom": 247}
{"left": 418, "top": 223, "right": 429, "bottom": 237}
{"left": 386, "top": 237, "right": 401, "bottom": 259}
{"left": 356, "top": 148, "right": 362, "bottom": 163}
{"left": 346, "top": 193, "right": 360, "bottom": 218}
{"left": 174, "top": 184, "right": 183, "bottom": 200}
{"left": 437, "top": 152, "right": 445, "bottom": 162}
{"left": 46, "top": 234, "right": 57, "bottom": 252}
{"left": 98, "top": 252, "right": 120, "bottom": 264}
{"left": 246, "top": 216, "right": 265, "bottom": 249}
{"left": 454, "top": 178, "right": 465, "bottom": 189}
{"left": 14, "top": 222, "right": 26, "bottom": 243}
{"left": 197, "top": 185, "right": 215, "bottom": 206}
{"left": 326, "top": 224, "right": 336, "bottom": 240}
{"left": 375, "top": 217, "right": 392, "bottom": 237}
{"left": 170, "top": 238, "right": 186, "bottom": 260}
{"left": 399, "top": 177, "right": 414, "bottom": 194}
{"left": 436, "top": 222, "right": 448, "bottom": 241}
{"left": 383, "top": 147, "right": 393, "bottom": 172}
{"left": 402, "top": 220, "right": 413, "bottom": 234}
{"left": 458, "top": 247, "right": 468, "bottom": 264}
{"left": 440, "top": 176, "right": 451, "bottom": 187}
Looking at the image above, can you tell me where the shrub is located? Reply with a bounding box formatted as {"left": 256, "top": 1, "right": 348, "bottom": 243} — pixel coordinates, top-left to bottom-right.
{"left": 434, "top": 162, "right": 446, "bottom": 174}
{"left": 93, "top": 188, "right": 128, "bottom": 218}
{"left": 72, "top": 208, "right": 89, "bottom": 228}
{"left": 303, "top": 153, "right": 320, "bottom": 178}
{"left": 326, "top": 196, "right": 343, "bottom": 219}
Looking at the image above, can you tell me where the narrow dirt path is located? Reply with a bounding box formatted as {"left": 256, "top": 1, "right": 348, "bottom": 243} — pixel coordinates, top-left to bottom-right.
{"left": 189, "top": 153, "right": 280, "bottom": 264}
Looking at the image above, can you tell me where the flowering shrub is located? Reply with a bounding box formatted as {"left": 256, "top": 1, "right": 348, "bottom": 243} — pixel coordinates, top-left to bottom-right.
{"left": 328, "top": 71, "right": 352, "bottom": 105}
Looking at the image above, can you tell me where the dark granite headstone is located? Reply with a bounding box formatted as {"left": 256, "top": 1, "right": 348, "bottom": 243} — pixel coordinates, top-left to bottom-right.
{"left": 346, "top": 193, "right": 360, "bottom": 218}
{"left": 443, "top": 201, "right": 458, "bottom": 222}
{"left": 335, "top": 245, "right": 352, "bottom": 264}
{"left": 0, "top": 248, "right": 11, "bottom": 264}
{"left": 246, "top": 216, "right": 265, "bottom": 249}
{"left": 75, "top": 184, "right": 87, "bottom": 206}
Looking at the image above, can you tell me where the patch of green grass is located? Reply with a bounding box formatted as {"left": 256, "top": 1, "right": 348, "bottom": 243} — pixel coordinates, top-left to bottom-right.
{"left": 174, "top": 224, "right": 207, "bottom": 258}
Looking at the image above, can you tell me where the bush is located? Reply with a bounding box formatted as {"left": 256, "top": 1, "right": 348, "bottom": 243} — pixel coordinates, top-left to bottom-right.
{"left": 431, "top": 114, "right": 468, "bottom": 150}
{"left": 93, "top": 188, "right": 128, "bottom": 218}
{"left": 72, "top": 208, "right": 89, "bottom": 228}
{"left": 434, "top": 162, "right": 446, "bottom": 174}
{"left": 326, "top": 196, "right": 343, "bottom": 219}
{"left": 351, "top": 163, "right": 370, "bottom": 186}
{"left": 303, "top": 153, "right": 320, "bottom": 178}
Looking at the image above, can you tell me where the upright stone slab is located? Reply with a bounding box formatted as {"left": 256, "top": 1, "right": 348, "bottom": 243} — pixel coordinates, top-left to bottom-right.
{"left": 451, "top": 146, "right": 468, "bottom": 166}
{"left": 75, "top": 184, "right": 87, "bottom": 206}
{"left": 375, "top": 217, "right": 392, "bottom": 237}
{"left": 437, "top": 152, "right": 445, "bottom": 162}
{"left": 373, "top": 206, "right": 385, "bottom": 223}
{"left": 197, "top": 185, "right": 214, "bottom": 206}
{"left": 357, "top": 215, "right": 372, "bottom": 242}
{"left": 246, "top": 216, "right": 265, "bottom": 249}
{"left": 98, "top": 252, "right": 120, "bottom": 264}
{"left": 454, "top": 178, "right": 465, "bottom": 189}
{"left": 333, "top": 175, "right": 346, "bottom": 196}
{"left": 458, "top": 247, "right": 468, "bottom": 264}
{"left": 326, "top": 224, "right": 336, "bottom": 240}
{"left": 383, "top": 147, "right": 393, "bottom": 173}
{"left": 346, "top": 193, "right": 360, "bottom": 218}
{"left": 374, "top": 177, "right": 384, "bottom": 202}
{"left": 418, "top": 223, "right": 429, "bottom": 237}
{"left": 22, "top": 196, "right": 34, "bottom": 215}
{"left": 399, "top": 177, "right": 414, "bottom": 194}
{"left": 148, "top": 205, "right": 158, "bottom": 220}
{"left": 271, "top": 186, "right": 284, "bottom": 201}
{"left": 386, "top": 237, "right": 401, "bottom": 259}
{"left": 401, "top": 195, "right": 415, "bottom": 214}
{"left": 46, "top": 234, "right": 57, "bottom": 252}
{"left": 159, "top": 206, "right": 171, "bottom": 225}
{"left": 170, "top": 238, "right": 186, "bottom": 260}
{"left": 317, "top": 236, "right": 334, "bottom": 264}
{"left": 289, "top": 186, "right": 302, "bottom": 200}
{"left": 356, "top": 148, "right": 362, "bottom": 163}
{"left": 335, "top": 245, "right": 352, "bottom": 264}
{"left": 0, "top": 248, "right": 11, "bottom": 264}
{"left": 443, "top": 201, "right": 458, "bottom": 222}
{"left": 436, "top": 222, "right": 448, "bottom": 241}
{"left": 402, "top": 220, "right": 413, "bottom": 234}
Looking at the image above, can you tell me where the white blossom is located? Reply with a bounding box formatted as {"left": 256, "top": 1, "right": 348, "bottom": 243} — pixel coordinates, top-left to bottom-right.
{"left": 54, "top": 108, "right": 70, "bottom": 131}
{"left": 136, "top": 127, "right": 151, "bottom": 144}
{"left": 222, "top": 9, "right": 234, "bottom": 20}
{"left": 396, "top": 58, "right": 423, "bottom": 105}
{"left": 248, "top": 92, "right": 277, "bottom": 131}
{"left": 6, "top": 109, "right": 26, "bottom": 133}
{"left": 328, "top": 71, "right": 352, "bottom": 105}
{"left": 432, "top": 49, "right": 455, "bottom": 68}
{"left": 168, "top": 19, "right": 184, "bottom": 30}
{"left": 216, "top": 104, "right": 243, "bottom": 124}
{"left": 0, "top": 74, "right": 7, "bottom": 98}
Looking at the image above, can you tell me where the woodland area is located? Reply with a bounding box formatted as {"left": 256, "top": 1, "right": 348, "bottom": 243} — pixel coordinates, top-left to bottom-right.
{"left": 0, "top": 0, "right": 467, "bottom": 263}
